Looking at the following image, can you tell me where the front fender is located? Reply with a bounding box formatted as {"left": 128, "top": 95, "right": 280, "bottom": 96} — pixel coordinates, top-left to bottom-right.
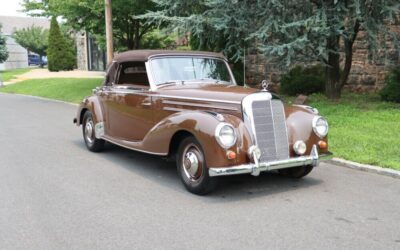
{"left": 285, "top": 105, "right": 329, "bottom": 155}
{"left": 141, "top": 111, "right": 252, "bottom": 168}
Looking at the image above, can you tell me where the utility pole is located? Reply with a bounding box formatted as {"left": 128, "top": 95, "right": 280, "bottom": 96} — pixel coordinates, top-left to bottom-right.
{"left": 105, "top": 0, "right": 114, "bottom": 64}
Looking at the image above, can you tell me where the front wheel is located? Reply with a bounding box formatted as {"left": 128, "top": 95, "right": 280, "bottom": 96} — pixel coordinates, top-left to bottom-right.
{"left": 82, "top": 111, "right": 105, "bottom": 152}
{"left": 278, "top": 165, "right": 313, "bottom": 178}
{"left": 176, "top": 137, "right": 217, "bottom": 195}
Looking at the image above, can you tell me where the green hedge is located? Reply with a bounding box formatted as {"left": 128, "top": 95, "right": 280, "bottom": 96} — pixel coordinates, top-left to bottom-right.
{"left": 380, "top": 67, "right": 400, "bottom": 103}
{"left": 280, "top": 64, "right": 325, "bottom": 96}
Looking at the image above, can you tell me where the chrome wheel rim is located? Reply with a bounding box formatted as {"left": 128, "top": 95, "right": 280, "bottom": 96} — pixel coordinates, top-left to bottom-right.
{"left": 84, "top": 117, "right": 95, "bottom": 145}
{"left": 182, "top": 143, "right": 203, "bottom": 181}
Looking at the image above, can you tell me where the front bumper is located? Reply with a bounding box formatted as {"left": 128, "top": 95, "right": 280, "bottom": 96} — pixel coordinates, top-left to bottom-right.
{"left": 209, "top": 145, "right": 332, "bottom": 177}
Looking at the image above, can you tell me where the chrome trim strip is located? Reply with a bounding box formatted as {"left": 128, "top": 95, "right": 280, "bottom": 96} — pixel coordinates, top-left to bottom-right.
{"left": 163, "top": 107, "right": 186, "bottom": 112}
{"left": 101, "top": 87, "right": 152, "bottom": 96}
{"left": 157, "top": 95, "right": 242, "bottom": 105}
{"left": 162, "top": 100, "right": 240, "bottom": 111}
{"left": 94, "top": 122, "right": 105, "bottom": 139}
{"left": 242, "top": 92, "right": 273, "bottom": 145}
{"left": 148, "top": 54, "right": 227, "bottom": 61}
{"left": 145, "top": 61, "right": 157, "bottom": 91}
{"left": 101, "top": 136, "right": 168, "bottom": 156}
{"left": 271, "top": 100, "right": 290, "bottom": 160}
{"left": 209, "top": 145, "right": 321, "bottom": 177}
{"left": 268, "top": 100, "right": 279, "bottom": 157}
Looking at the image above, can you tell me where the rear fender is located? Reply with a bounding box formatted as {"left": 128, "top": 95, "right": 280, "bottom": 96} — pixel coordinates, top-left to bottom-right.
{"left": 74, "top": 96, "right": 104, "bottom": 126}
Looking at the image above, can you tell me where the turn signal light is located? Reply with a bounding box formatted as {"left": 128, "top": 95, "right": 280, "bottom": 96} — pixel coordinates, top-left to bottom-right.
{"left": 318, "top": 140, "right": 327, "bottom": 149}
{"left": 226, "top": 150, "right": 236, "bottom": 160}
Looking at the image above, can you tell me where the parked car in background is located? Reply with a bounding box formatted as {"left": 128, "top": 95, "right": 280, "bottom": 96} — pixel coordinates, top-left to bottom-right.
{"left": 74, "top": 50, "right": 332, "bottom": 195}
{"left": 28, "top": 54, "right": 47, "bottom": 66}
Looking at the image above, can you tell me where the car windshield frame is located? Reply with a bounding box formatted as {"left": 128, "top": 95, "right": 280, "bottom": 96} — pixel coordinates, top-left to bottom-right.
{"left": 147, "top": 55, "right": 237, "bottom": 89}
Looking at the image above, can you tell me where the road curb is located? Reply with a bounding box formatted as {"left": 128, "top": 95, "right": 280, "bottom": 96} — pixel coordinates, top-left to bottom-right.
{"left": 329, "top": 158, "right": 400, "bottom": 179}
{"left": 0, "top": 92, "right": 78, "bottom": 106}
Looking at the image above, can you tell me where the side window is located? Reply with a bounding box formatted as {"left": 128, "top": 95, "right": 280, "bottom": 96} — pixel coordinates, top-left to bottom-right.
{"left": 116, "top": 61, "right": 149, "bottom": 87}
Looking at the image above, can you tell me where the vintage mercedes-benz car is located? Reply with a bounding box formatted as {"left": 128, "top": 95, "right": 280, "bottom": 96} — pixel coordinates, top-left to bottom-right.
{"left": 74, "top": 50, "right": 332, "bottom": 194}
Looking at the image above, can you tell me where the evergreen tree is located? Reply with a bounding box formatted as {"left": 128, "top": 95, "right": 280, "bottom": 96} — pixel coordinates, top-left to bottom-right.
{"left": 47, "top": 17, "right": 75, "bottom": 72}
{"left": 0, "top": 24, "right": 9, "bottom": 64}
{"left": 144, "top": 0, "right": 400, "bottom": 99}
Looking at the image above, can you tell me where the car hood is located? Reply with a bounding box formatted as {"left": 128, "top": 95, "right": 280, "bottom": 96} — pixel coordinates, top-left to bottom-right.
{"left": 157, "top": 83, "right": 259, "bottom": 104}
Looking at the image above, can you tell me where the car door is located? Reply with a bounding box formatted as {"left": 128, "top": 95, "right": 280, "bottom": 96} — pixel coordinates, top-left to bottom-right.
{"left": 101, "top": 62, "right": 155, "bottom": 142}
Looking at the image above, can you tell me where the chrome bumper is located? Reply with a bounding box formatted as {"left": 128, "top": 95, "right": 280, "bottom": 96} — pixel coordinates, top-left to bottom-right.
{"left": 209, "top": 145, "right": 332, "bottom": 177}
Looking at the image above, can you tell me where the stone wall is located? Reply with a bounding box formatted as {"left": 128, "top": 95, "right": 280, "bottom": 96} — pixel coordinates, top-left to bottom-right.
{"left": 245, "top": 22, "right": 400, "bottom": 92}
{"left": 75, "top": 31, "right": 88, "bottom": 71}
{"left": 346, "top": 23, "right": 400, "bottom": 92}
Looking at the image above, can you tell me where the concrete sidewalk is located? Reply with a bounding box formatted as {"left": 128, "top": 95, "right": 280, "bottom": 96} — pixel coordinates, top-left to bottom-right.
{"left": 3, "top": 68, "right": 104, "bottom": 85}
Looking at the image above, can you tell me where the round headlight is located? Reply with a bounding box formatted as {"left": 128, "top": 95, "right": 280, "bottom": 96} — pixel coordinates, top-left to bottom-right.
{"left": 312, "top": 116, "right": 329, "bottom": 138}
{"left": 215, "top": 123, "right": 237, "bottom": 148}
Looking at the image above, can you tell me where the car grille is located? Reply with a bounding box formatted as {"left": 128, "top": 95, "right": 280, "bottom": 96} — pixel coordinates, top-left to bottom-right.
{"left": 252, "top": 99, "right": 289, "bottom": 162}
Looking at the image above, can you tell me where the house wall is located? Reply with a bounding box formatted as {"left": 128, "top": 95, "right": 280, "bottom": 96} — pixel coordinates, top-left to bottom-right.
{"left": 0, "top": 16, "right": 50, "bottom": 71}
{"left": 0, "top": 36, "right": 28, "bottom": 71}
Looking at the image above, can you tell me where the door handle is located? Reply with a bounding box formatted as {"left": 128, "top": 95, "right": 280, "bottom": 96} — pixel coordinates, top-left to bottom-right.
{"left": 142, "top": 102, "right": 152, "bottom": 108}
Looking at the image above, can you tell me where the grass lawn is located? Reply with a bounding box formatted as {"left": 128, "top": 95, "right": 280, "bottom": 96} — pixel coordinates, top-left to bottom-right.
{"left": 0, "top": 78, "right": 102, "bottom": 103}
{"left": 0, "top": 68, "right": 33, "bottom": 81}
{"left": 306, "top": 93, "right": 400, "bottom": 170}
{"left": 1, "top": 78, "right": 399, "bottom": 170}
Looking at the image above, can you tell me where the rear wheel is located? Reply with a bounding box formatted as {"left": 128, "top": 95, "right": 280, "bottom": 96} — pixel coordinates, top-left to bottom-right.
{"left": 176, "top": 137, "right": 217, "bottom": 195}
{"left": 278, "top": 165, "right": 313, "bottom": 178}
{"left": 82, "top": 111, "right": 105, "bottom": 152}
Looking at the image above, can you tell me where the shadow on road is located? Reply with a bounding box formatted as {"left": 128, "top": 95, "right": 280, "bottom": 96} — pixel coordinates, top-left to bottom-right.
{"left": 71, "top": 140, "right": 323, "bottom": 202}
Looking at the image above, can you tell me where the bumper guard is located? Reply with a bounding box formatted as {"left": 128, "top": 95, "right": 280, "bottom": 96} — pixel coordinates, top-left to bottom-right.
{"left": 209, "top": 145, "right": 332, "bottom": 177}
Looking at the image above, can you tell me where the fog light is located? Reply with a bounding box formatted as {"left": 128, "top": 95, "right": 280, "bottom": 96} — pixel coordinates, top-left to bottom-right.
{"left": 293, "top": 140, "right": 307, "bottom": 155}
{"left": 226, "top": 150, "right": 236, "bottom": 160}
{"left": 318, "top": 140, "right": 327, "bottom": 149}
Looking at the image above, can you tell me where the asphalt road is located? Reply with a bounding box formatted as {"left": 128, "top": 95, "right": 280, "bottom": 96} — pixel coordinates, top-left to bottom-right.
{"left": 1, "top": 93, "right": 400, "bottom": 250}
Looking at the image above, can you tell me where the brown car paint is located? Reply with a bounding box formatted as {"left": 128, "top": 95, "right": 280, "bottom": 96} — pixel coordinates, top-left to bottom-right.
{"left": 75, "top": 51, "right": 329, "bottom": 168}
{"left": 75, "top": 83, "right": 328, "bottom": 168}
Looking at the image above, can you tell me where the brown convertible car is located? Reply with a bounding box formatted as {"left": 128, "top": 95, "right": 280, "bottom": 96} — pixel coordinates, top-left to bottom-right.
{"left": 74, "top": 50, "right": 332, "bottom": 194}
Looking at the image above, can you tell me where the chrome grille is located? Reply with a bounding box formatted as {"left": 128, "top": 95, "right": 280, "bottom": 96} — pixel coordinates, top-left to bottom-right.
{"left": 251, "top": 99, "right": 289, "bottom": 162}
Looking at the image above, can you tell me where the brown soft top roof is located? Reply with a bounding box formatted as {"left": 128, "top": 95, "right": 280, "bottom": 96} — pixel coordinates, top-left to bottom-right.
{"left": 113, "top": 50, "right": 226, "bottom": 63}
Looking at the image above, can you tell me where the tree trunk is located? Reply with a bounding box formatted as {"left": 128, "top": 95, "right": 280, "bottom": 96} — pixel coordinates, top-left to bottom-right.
{"left": 127, "top": 25, "right": 134, "bottom": 50}
{"left": 39, "top": 54, "right": 44, "bottom": 68}
{"left": 340, "top": 21, "right": 360, "bottom": 89}
{"left": 325, "top": 36, "right": 342, "bottom": 100}
{"left": 134, "top": 21, "right": 140, "bottom": 49}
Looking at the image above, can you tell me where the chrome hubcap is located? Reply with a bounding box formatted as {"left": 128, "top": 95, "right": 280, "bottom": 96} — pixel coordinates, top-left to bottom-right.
{"left": 182, "top": 144, "right": 203, "bottom": 181}
{"left": 85, "top": 118, "right": 95, "bottom": 144}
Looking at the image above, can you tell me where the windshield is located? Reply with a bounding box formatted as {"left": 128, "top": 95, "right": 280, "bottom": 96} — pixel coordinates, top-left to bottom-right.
{"left": 150, "top": 57, "right": 234, "bottom": 85}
